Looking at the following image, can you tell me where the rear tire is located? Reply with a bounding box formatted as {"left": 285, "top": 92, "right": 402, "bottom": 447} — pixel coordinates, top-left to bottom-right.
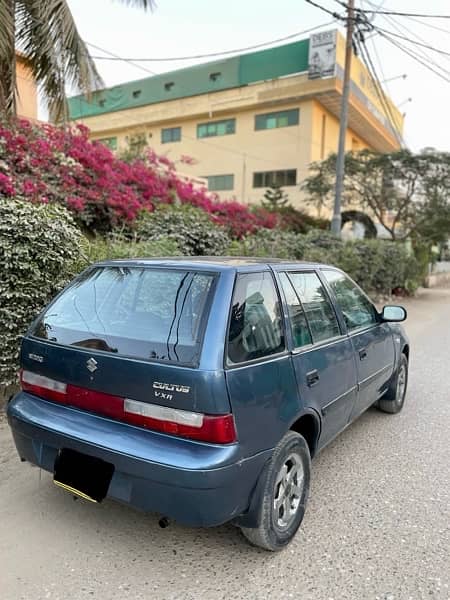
{"left": 240, "top": 431, "right": 310, "bottom": 551}
{"left": 377, "top": 353, "right": 408, "bottom": 414}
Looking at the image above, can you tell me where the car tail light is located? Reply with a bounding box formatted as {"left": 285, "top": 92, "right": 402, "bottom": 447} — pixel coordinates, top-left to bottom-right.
{"left": 21, "top": 370, "right": 67, "bottom": 402}
{"left": 123, "top": 399, "right": 236, "bottom": 444}
{"left": 20, "top": 370, "right": 237, "bottom": 444}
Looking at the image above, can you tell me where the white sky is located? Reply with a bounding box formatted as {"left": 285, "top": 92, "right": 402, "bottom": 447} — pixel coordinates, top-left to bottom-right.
{"left": 67, "top": 0, "right": 450, "bottom": 152}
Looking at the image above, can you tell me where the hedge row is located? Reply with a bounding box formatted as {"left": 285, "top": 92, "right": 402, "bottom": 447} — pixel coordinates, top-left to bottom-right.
{"left": 230, "top": 229, "right": 424, "bottom": 295}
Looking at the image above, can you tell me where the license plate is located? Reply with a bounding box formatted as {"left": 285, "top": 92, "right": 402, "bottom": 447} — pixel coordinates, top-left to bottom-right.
{"left": 53, "top": 448, "right": 114, "bottom": 503}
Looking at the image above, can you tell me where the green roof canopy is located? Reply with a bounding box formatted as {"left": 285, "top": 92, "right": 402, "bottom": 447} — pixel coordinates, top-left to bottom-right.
{"left": 68, "top": 39, "right": 310, "bottom": 119}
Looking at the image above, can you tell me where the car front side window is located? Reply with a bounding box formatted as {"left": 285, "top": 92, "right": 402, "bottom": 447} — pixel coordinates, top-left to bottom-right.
{"left": 322, "top": 270, "right": 378, "bottom": 331}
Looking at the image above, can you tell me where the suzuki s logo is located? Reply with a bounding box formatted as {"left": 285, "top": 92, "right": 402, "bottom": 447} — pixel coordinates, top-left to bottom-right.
{"left": 153, "top": 382, "right": 190, "bottom": 394}
{"left": 86, "top": 357, "right": 98, "bottom": 373}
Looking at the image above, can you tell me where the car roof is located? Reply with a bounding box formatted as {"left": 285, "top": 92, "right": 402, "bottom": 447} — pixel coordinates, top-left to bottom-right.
{"left": 93, "top": 256, "right": 337, "bottom": 272}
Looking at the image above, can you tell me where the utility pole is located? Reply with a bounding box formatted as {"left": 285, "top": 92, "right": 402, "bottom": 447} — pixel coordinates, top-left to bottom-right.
{"left": 331, "top": 0, "right": 355, "bottom": 236}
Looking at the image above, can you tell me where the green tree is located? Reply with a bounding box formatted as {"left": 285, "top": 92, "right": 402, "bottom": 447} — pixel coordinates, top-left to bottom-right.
{"left": 302, "top": 149, "right": 450, "bottom": 242}
{"left": 261, "top": 183, "right": 289, "bottom": 211}
{"left": 0, "top": 0, "right": 154, "bottom": 121}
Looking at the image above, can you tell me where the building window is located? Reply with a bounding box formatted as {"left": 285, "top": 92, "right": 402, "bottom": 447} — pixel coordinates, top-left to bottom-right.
{"left": 255, "top": 109, "right": 299, "bottom": 131}
{"left": 96, "top": 137, "right": 117, "bottom": 150}
{"left": 161, "top": 127, "right": 181, "bottom": 144}
{"left": 205, "top": 174, "right": 234, "bottom": 191}
{"left": 197, "top": 118, "right": 236, "bottom": 138}
{"left": 253, "top": 170, "right": 297, "bottom": 188}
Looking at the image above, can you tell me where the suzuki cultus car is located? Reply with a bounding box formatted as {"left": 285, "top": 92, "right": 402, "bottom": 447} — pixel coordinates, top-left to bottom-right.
{"left": 7, "top": 258, "right": 408, "bottom": 550}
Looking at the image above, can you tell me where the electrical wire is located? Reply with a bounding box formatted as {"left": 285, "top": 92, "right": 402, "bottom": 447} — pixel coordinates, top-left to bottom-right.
{"left": 403, "top": 15, "right": 450, "bottom": 35}
{"left": 86, "top": 42, "right": 158, "bottom": 75}
{"left": 304, "top": 0, "right": 343, "bottom": 19}
{"left": 374, "top": 17, "right": 450, "bottom": 76}
{"left": 367, "top": 33, "right": 412, "bottom": 147}
{"left": 355, "top": 32, "right": 404, "bottom": 146}
{"left": 373, "top": 25, "right": 450, "bottom": 58}
{"left": 354, "top": 3, "right": 450, "bottom": 81}
{"left": 364, "top": 3, "right": 450, "bottom": 68}
{"left": 377, "top": 30, "right": 450, "bottom": 83}
{"left": 356, "top": 9, "right": 450, "bottom": 19}
{"left": 88, "top": 22, "right": 336, "bottom": 63}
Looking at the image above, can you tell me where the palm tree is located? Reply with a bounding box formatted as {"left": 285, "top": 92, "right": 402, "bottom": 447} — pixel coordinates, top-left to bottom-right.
{"left": 0, "top": 0, "right": 154, "bottom": 121}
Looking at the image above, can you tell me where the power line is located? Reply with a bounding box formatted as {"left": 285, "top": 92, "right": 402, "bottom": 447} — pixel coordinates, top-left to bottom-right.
{"left": 375, "top": 13, "right": 450, "bottom": 74}
{"left": 304, "top": 0, "right": 343, "bottom": 19}
{"left": 88, "top": 22, "right": 336, "bottom": 63}
{"left": 373, "top": 25, "right": 450, "bottom": 58}
{"left": 354, "top": 4, "right": 450, "bottom": 81}
{"left": 368, "top": 5, "right": 450, "bottom": 68}
{"left": 377, "top": 30, "right": 450, "bottom": 83}
{"left": 357, "top": 9, "right": 450, "bottom": 19}
{"left": 86, "top": 42, "right": 158, "bottom": 76}
{"left": 355, "top": 32, "right": 404, "bottom": 146}
{"left": 371, "top": 39, "right": 411, "bottom": 148}
{"left": 403, "top": 15, "right": 450, "bottom": 35}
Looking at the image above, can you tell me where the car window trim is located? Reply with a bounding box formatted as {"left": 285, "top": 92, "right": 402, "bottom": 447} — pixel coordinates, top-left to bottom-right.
{"left": 225, "top": 349, "right": 290, "bottom": 370}
{"left": 291, "top": 332, "right": 348, "bottom": 356}
{"left": 224, "top": 270, "right": 287, "bottom": 368}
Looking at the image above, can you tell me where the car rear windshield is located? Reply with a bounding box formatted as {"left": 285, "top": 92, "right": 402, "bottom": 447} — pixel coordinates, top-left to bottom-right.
{"left": 31, "top": 266, "right": 216, "bottom": 366}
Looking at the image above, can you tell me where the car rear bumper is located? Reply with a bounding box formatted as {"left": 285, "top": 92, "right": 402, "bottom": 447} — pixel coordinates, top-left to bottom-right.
{"left": 7, "top": 392, "right": 272, "bottom": 527}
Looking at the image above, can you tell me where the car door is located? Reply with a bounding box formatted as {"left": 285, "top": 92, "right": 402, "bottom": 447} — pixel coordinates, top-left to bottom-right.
{"left": 277, "top": 270, "right": 358, "bottom": 446}
{"left": 224, "top": 270, "right": 301, "bottom": 458}
{"left": 321, "top": 269, "right": 395, "bottom": 419}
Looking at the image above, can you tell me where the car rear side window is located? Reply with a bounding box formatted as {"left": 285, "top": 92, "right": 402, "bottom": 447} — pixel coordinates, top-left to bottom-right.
{"left": 278, "top": 272, "right": 312, "bottom": 348}
{"left": 227, "top": 272, "right": 285, "bottom": 364}
{"left": 288, "top": 272, "right": 340, "bottom": 343}
{"left": 31, "top": 267, "right": 216, "bottom": 366}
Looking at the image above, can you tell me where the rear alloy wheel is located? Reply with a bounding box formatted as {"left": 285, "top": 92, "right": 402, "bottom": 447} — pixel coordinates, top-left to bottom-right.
{"left": 377, "top": 353, "right": 408, "bottom": 414}
{"left": 240, "top": 431, "right": 310, "bottom": 551}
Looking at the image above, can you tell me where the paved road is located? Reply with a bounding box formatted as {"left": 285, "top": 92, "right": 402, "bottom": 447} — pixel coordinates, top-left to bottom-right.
{"left": 1, "top": 288, "right": 449, "bottom": 600}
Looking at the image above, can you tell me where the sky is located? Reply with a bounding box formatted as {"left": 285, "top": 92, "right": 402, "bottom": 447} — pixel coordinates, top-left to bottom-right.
{"left": 66, "top": 0, "right": 450, "bottom": 152}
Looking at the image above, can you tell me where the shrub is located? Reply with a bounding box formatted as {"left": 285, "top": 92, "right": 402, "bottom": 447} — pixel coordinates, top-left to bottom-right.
{"left": 134, "top": 204, "right": 231, "bottom": 255}
{"left": 230, "top": 228, "right": 421, "bottom": 295}
{"left": 229, "top": 228, "right": 306, "bottom": 259}
{"left": 0, "top": 119, "right": 278, "bottom": 237}
{"left": 0, "top": 198, "right": 83, "bottom": 387}
{"left": 75, "top": 234, "right": 180, "bottom": 272}
{"left": 276, "top": 206, "right": 329, "bottom": 234}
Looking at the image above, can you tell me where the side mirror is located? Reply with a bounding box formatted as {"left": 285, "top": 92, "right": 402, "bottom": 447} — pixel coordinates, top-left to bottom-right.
{"left": 381, "top": 305, "right": 407, "bottom": 322}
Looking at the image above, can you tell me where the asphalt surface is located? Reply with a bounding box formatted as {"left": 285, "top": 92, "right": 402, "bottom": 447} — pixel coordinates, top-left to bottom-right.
{"left": 1, "top": 287, "right": 449, "bottom": 600}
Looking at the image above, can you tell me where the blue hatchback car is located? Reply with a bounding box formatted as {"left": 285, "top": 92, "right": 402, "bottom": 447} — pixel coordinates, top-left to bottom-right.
{"left": 7, "top": 258, "right": 409, "bottom": 550}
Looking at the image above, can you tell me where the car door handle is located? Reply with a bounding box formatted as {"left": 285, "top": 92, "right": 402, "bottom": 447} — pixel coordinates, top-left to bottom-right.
{"left": 306, "top": 369, "right": 320, "bottom": 387}
{"left": 359, "top": 348, "right": 368, "bottom": 360}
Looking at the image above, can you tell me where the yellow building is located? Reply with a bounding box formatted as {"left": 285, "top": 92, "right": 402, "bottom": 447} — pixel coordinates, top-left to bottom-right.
{"left": 16, "top": 51, "right": 38, "bottom": 120}
{"left": 68, "top": 29, "right": 403, "bottom": 207}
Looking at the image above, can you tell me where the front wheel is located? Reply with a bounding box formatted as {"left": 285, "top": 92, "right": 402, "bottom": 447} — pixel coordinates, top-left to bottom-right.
{"left": 240, "top": 431, "right": 311, "bottom": 551}
{"left": 377, "top": 353, "right": 408, "bottom": 414}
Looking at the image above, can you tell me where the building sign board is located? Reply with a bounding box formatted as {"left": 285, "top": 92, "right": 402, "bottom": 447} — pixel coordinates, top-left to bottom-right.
{"left": 308, "top": 30, "right": 337, "bottom": 79}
